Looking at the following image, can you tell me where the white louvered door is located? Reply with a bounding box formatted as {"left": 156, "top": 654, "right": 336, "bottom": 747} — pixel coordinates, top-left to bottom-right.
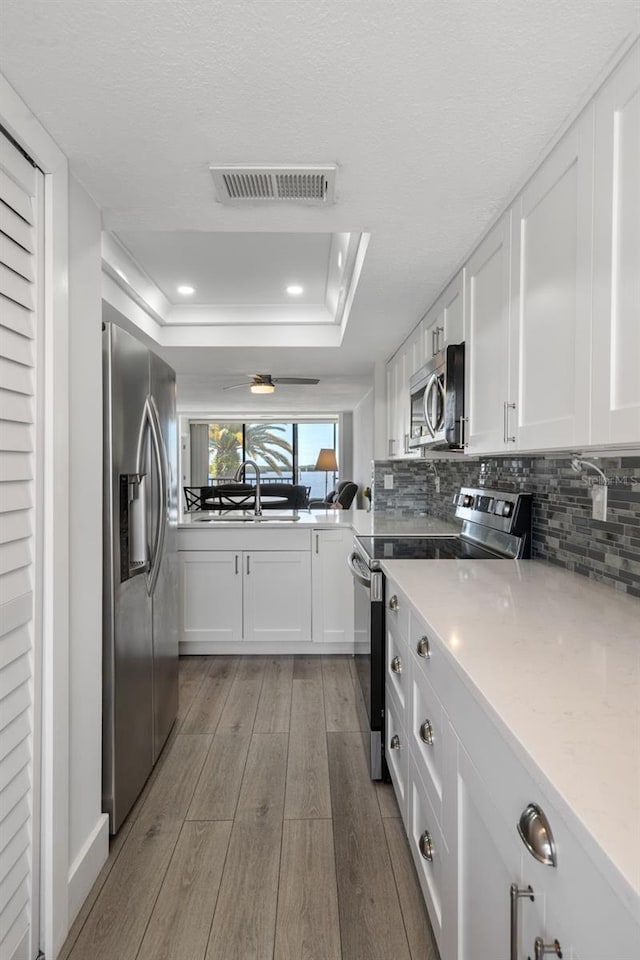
{"left": 0, "top": 131, "right": 42, "bottom": 960}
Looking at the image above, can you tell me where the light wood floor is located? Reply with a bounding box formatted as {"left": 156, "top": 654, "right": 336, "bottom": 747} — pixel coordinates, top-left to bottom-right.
{"left": 60, "top": 655, "right": 440, "bottom": 960}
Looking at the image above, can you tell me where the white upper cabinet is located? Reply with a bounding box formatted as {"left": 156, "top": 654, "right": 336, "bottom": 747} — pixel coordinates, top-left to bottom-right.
{"left": 510, "top": 109, "right": 594, "bottom": 451}
{"left": 464, "top": 215, "right": 512, "bottom": 454}
{"left": 384, "top": 40, "right": 639, "bottom": 457}
{"left": 386, "top": 326, "right": 421, "bottom": 457}
{"left": 592, "top": 42, "right": 640, "bottom": 446}
{"left": 421, "top": 270, "right": 465, "bottom": 365}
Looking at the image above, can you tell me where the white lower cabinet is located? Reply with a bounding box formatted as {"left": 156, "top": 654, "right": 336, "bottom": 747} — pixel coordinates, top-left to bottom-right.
{"left": 243, "top": 550, "right": 311, "bottom": 642}
{"left": 453, "top": 744, "right": 527, "bottom": 960}
{"left": 384, "top": 684, "right": 408, "bottom": 826}
{"left": 179, "top": 549, "right": 311, "bottom": 644}
{"left": 310, "top": 527, "right": 354, "bottom": 643}
{"left": 407, "top": 752, "right": 449, "bottom": 953}
{"left": 385, "top": 578, "right": 640, "bottom": 960}
{"left": 180, "top": 550, "right": 243, "bottom": 642}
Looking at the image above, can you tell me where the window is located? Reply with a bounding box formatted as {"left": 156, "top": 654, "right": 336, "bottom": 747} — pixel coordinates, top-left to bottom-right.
{"left": 198, "top": 420, "right": 339, "bottom": 499}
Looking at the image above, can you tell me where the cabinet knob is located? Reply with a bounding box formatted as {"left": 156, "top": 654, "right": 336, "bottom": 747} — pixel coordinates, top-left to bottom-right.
{"left": 418, "top": 830, "right": 434, "bottom": 861}
{"left": 390, "top": 734, "right": 401, "bottom": 750}
{"left": 390, "top": 656, "right": 402, "bottom": 675}
{"left": 388, "top": 594, "right": 399, "bottom": 610}
{"left": 419, "top": 719, "right": 434, "bottom": 745}
{"left": 416, "top": 636, "right": 431, "bottom": 659}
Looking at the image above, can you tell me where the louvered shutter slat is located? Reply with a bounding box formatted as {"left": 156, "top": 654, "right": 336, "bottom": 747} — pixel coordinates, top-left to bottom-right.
{"left": 0, "top": 482, "right": 32, "bottom": 513}
{"left": 0, "top": 171, "right": 33, "bottom": 226}
{"left": 0, "top": 391, "right": 33, "bottom": 425}
{"left": 0, "top": 568, "right": 32, "bottom": 608}
{"left": 0, "top": 511, "right": 32, "bottom": 544}
{"left": 0, "top": 452, "right": 32, "bottom": 483}
{"left": 0, "top": 141, "right": 36, "bottom": 197}
{"left": 0, "top": 130, "right": 39, "bottom": 960}
{"left": 0, "top": 681, "right": 31, "bottom": 732}
{"left": 0, "top": 297, "right": 35, "bottom": 339}
{"left": 0, "top": 236, "right": 34, "bottom": 283}
{"left": 0, "top": 543, "right": 31, "bottom": 579}
{"left": 0, "top": 327, "right": 35, "bottom": 367}
{"left": 0, "top": 422, "right": 33, "bottom": 455}
{"left": 0, "top": 625, "right": 30, "bottom": 670}
{"left": 0, "top": 265, "right": 33, "bottom": 311}
{"left": 0, "top": 202, "right": 34, "bottom": 253}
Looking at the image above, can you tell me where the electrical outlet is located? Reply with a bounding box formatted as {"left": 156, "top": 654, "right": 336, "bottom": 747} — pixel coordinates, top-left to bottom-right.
{"left": 591, "top": 484, "right": 608, "bottom": 522}
{"left": 384, "top": 474, "right": 394, "bottom": 490}
{"left": 434, "top": 476, "right": 440, "bottom": 494}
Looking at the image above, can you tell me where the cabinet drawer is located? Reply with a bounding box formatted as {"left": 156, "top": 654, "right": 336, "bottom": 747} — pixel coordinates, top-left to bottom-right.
{"left": 409, "top": 608, "right": 457, "bottom": 707}
{"left": 385, "top": 579, "right": 410, "bottom": 641}
{"left": 178, "top": 527, "right": 311, "bottom": 551}
{"left": 386, "top": 617, "right": 407, "bottom": 710}
{"left": 409, "top": 666, "right": 445, "bottom": 824}
{"left": 408, "top": 752, "right": 448, "bottom": 952}
{"left": 385, "top": 682, "right": 409, "bottom": 826}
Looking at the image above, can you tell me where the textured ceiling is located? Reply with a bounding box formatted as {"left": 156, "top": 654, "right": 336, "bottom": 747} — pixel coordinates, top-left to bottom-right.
{"left": 1, "top": 0, "right": 638, "bottom": 411}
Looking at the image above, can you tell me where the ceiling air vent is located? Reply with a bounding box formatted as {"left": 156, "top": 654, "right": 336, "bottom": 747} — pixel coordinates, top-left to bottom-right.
{"left": 210, "top": 164, "right": 337, "bottom": 204}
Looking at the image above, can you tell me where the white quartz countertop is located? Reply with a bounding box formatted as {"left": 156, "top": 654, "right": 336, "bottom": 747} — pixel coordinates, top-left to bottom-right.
{"left": 380, "top": 557, "right": 640, "bottom": 904}
{"left": 179, "top": 508, "right": 461, "bottom": 538}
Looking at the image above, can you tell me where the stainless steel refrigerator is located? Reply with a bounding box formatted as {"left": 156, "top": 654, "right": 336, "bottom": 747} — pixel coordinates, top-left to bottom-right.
{"left": 102, "top": 322, "right": 178, "bottom": 833}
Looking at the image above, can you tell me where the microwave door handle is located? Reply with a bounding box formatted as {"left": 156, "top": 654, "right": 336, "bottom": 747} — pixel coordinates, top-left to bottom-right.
{"left": 423, "top": 374, "right": 437, "bottom": 437}
{"left": 433, "top": 375, "right": 446, "bottom": 433}
{"left": 347, "top": 551, "right": 371, "bottom": 589}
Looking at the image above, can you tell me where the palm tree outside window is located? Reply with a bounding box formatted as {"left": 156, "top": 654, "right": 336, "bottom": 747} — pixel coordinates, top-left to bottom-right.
{"left": 200, "top": 420, "right": 338, "bottom": 500}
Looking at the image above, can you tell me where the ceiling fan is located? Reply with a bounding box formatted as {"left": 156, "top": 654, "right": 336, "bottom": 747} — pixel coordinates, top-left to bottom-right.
{"left": 223, "top": 373, "right": 320, "bottom": 394}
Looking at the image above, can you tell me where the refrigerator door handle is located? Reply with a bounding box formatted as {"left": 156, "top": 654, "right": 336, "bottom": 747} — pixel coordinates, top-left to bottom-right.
{"left": 136, "top": 396, "right": 168, "bottom": 596}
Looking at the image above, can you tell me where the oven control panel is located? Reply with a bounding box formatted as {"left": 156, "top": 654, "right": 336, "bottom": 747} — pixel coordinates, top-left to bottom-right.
{"left": 453, "top": 487, "right": 530, "bottom": 536}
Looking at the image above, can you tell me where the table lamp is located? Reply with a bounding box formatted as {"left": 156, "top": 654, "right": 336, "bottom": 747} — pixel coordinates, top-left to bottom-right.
{"left": 314, "top": 448, "right": 338, "bottom": 501}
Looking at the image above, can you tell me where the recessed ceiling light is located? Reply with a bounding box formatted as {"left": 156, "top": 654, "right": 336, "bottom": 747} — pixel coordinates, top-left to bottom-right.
{"left": 286, "top": 285, "right": 304, "bottom": 296}
{"left": 177, "top": 284, "right": 195, "bottom": 296}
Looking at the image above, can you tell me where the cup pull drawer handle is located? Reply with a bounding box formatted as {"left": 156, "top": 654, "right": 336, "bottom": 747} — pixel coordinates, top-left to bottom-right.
{"left": 418, "top": 830, "right": 434, "bottom": 861}
{"left": 419, "top": 719, "right": 434, "bottom": 745}
{"left": 416, "top": 636, "right": 431, "bottom": 659}
{"left": 390, "top": 656, "right": 402, "bottom": 675}
{"left": 388, "top": 594, "right": 399, "bottom": 610}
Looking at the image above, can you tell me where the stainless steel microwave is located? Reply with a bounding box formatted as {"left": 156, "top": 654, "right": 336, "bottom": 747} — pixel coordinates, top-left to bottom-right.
{"left": 408, "top": 342, "right": 465, "bottom": 450}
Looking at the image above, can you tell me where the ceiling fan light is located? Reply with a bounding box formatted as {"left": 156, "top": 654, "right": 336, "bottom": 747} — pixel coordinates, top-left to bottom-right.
{"left": 251, "top": 383, "right": 275, "bottom": 394}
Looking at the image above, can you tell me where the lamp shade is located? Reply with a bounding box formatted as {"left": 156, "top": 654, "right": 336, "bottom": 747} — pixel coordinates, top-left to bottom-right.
{"left": 314, "top": 448, "right": 338, "bottom": 472}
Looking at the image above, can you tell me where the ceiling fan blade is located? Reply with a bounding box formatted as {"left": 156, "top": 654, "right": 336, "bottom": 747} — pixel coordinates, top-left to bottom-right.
{"left": 272, "top": 377, "right": 320, "bottom": 385}
{"left": 222, "top": 381, "right": 253, "bottom": 391}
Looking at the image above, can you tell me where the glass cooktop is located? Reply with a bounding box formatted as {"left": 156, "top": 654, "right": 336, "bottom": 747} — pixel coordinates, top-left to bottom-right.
{"left": 356, "top": 536, "right": 498, "bottom": 561}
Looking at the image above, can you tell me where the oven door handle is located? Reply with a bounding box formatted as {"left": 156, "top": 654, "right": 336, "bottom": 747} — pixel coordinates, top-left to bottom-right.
{"left": 347, "top": 551, "right": 372, "bottom": 589}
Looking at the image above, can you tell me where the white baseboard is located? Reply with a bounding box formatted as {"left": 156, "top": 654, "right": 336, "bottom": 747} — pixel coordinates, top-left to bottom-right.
{"left": 67, "top": 813, "right": 109, "bottom": 926}
{"left": 180, "top": 641, "right": 369, "bottom": 656}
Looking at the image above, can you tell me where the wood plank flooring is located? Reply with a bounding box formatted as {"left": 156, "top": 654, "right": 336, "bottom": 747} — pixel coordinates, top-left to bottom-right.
{"left": 61, "top": 655, "right": 439, "bottom": 960}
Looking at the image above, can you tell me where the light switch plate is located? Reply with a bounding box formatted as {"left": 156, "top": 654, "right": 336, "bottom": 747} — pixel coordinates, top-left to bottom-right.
{"left": 384, "top": 474, "right": 394, "bottom": 490}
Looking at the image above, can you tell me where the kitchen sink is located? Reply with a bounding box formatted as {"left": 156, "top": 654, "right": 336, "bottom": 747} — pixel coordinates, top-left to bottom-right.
{"left": 193, "top": 512, "right": 302, "bottom": 522}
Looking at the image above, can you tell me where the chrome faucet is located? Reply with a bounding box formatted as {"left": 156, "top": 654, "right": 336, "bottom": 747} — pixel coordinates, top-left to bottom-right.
{"left": 233, "top": 459, "right": 262, "bottom": 515}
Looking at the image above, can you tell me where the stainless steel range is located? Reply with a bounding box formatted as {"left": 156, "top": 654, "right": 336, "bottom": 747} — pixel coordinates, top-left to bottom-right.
{"left": 348, "top": 487, "right": 532, "bottom": 780}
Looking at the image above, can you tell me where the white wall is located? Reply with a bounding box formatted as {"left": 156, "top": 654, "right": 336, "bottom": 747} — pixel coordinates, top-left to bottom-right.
{"left": 352, "top": 387, "right": 374, "bottom": 506}
{"left": 66, "top": 175, "right": 108, "bottom": 921}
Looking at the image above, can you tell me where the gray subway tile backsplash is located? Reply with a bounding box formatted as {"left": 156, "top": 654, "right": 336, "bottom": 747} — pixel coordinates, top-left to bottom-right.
{"left": 372, "top": 455, "right": 640, "bottom": 598}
